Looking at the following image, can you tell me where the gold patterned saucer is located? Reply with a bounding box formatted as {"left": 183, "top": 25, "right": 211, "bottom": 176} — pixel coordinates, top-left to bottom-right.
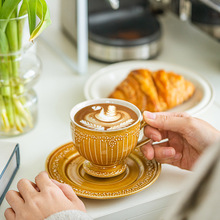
{"left": 45, "top": 142, "right": 161, "bottom": 199}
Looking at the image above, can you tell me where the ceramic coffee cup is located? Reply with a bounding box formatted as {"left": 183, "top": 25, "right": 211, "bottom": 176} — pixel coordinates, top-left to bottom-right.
{"left": 70, "top": 98, "right": 150, "bottom": 178}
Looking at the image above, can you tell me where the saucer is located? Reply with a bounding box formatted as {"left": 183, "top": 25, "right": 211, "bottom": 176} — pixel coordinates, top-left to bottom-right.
{"left": 45, "top": 142, "right": 161, "bottom": 199}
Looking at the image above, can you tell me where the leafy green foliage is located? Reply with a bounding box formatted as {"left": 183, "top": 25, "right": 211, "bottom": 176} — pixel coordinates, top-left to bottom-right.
{"left": 0, "top": 0, "right": 51, "bottom": 134}
{"left": 30, "top": 0, "right": 51, "bottom": 41}
{"left": 0, "top": 0, "right": 51, "bottom": 41}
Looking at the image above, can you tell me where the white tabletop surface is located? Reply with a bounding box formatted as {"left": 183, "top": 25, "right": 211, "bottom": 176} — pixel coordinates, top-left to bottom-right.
{"left": 0, "top": 7, "right": 220, "bottom": 220}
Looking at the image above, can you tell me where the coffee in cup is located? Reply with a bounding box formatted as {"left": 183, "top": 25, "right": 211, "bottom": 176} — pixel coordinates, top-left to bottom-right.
{"left": 70, "top": 98, "right": 149, "bottom": 178}
{"left": 74, "top": 103, "right": 138, "bottom": 131}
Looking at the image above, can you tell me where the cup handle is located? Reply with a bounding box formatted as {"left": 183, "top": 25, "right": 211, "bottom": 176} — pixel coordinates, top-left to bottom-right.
{"left": 136, "top": 120, "right": 151, "bottom": 148}
{"left": 140, "top": 120, "right": 148, "bottom": 130}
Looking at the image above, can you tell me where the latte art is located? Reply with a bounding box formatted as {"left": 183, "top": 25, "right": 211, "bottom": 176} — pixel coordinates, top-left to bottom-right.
{"left": 75, "top": 104, "right": 138, "bottom": 131}
{"left": 95, "top": 105, "right": 121, "bottom": 122}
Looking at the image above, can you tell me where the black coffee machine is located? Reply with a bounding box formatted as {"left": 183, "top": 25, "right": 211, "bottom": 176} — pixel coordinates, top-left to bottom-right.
{"left": 87, "top": 0, "right": 162, "bottom": 63}
{"left": 61, "top": 0, "right": 220, "bottom": 63}
{"left": 61, "top": 0, "right": 162, "bottom": 63}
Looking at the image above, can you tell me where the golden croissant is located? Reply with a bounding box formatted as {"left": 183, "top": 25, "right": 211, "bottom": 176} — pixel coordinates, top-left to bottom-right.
{"left": 109, "top": 69, "right": 195, "bottom": 112}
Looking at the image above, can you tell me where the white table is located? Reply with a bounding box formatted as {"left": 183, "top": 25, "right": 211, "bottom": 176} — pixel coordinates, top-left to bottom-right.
{"left": 0, "top": 12, "right": 220, "bottom": 220}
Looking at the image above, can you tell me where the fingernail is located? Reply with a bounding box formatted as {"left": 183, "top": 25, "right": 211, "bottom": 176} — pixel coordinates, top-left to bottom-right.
{"left": 144, "top": 111, "right": 156, "bottom": 120}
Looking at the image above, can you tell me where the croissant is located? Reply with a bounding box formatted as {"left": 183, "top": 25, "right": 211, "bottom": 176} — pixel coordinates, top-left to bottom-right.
{"left": 109, "top": 69, "right": 195, "bottom": 112}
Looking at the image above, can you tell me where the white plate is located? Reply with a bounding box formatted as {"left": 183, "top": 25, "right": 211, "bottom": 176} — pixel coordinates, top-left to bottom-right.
{"left": 84, "top": 61, "right": 214, "bottom": 115}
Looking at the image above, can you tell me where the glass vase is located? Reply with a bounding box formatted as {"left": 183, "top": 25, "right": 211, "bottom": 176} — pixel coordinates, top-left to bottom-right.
{"left": 0, "top": 15, "right": 41, "bottom": 137}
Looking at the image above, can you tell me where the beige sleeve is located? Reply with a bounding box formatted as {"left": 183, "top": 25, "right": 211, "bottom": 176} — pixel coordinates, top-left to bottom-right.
{"left": 45, "top": 210, "right": 93, "bottom": 220}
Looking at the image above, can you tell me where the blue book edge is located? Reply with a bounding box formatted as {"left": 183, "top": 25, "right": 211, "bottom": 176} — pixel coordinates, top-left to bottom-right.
{"left": 0, "top": 144, "right": 20, "bottom": 205}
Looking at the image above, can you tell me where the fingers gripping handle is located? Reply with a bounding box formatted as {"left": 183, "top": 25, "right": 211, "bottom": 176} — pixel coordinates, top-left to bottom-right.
{"left": 136, "top": 120, "right": 151, "bottom": 148}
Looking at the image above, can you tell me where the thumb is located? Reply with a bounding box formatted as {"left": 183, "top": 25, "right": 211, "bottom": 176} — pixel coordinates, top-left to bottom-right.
{"left": 143, "top": 111, "right": 190, "bottom": 133}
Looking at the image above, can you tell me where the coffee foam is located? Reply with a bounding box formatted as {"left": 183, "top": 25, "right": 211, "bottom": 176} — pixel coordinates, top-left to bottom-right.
{"left": 80, "top": 105, "right": 134, "bottom": 130}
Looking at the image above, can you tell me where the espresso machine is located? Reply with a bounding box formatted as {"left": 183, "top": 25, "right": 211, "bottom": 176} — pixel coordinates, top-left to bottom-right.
{"left": 61, "top": 0, "right": 162, "bottom": 63}
{"left": 61, "top": 0, "right": 220, "bottom": 63}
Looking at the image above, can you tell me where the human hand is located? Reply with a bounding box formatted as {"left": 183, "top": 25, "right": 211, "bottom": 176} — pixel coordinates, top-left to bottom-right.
{"left": 141, "top": 111, "right": 220, "bottom": 170}
{"left": 4, "top": 171, "right": 86, "bottom": 220}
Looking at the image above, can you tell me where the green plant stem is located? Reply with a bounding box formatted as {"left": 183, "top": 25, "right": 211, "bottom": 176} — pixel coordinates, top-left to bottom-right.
{"left": 13, "top": 94, "right": 32, "bottom": 127}
{"left": 0, "top": 28, "right": 15, "bottom": 127}
{"left": 6, "top": 11, "right": 33, "bottom": 131}
{"left": 0, "top": 0, "right": 51, "bottom": 135}
{"left": 0, "top": 10, "right": 33, "bottom": 132}
{"left": 0, "top": 94, "right": 10, "bottom": 131}
{"left": 6, "top": 11, "right": 19, "bottom": 77}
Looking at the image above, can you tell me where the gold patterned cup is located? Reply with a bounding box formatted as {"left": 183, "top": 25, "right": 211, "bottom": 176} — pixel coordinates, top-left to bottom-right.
{"left": 70, "top": 98, "right": 149, "bottom": 178}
